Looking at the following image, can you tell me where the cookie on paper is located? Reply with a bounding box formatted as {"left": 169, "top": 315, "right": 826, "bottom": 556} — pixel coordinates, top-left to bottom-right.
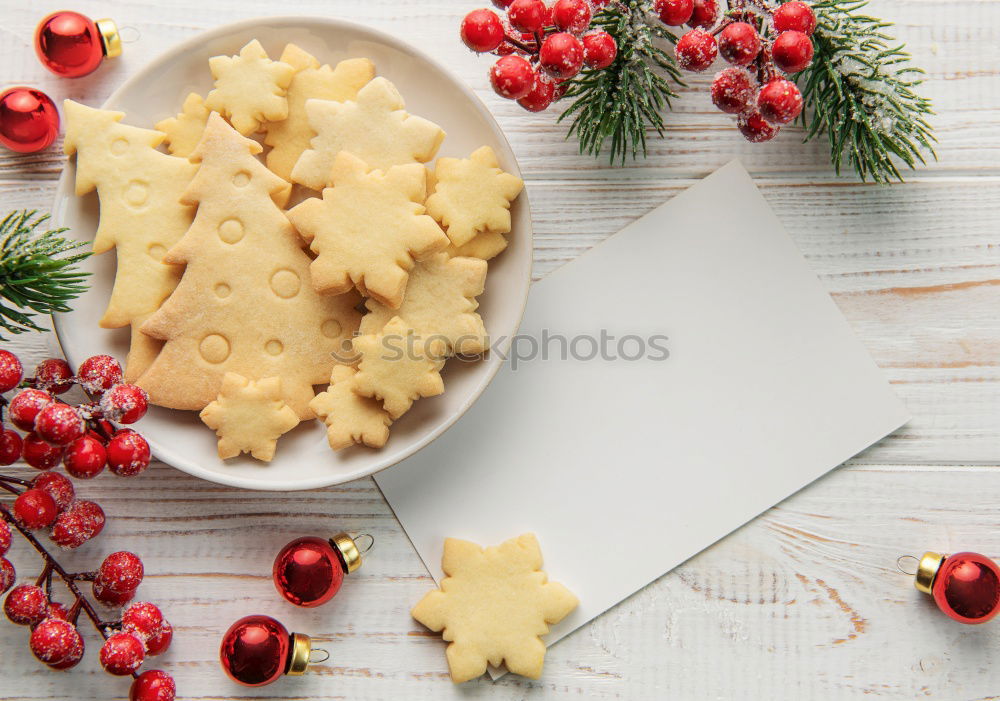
{"left": 156, "top": 92, "right": 210, "bottom": 158}
{"left": 200, "top": 373, "right": 300, "bottom": 461}
{"left": 204, "top": 39, "right": 295, "bottom": 135}
{"left": 264, "top": 44, "right": 374, "bottom": 181}
{"left": 309, "top": 365, "right": 392, "bottom": 451}
{"left": 360, "top": 253, "right": 488, "bottom": 356}
{"left": 286, "top": 152, "right": 449, "bottom": 308}
{"left": 352, "top": 317, "right": 445, "bottom": 419}
{"left": 290, "top": 76, "right": 445, "bottom": 189}
{"left": 411, "top": 534, "right": 578, "bottom": 683}
{"left": 426, "top": 146, "right": 523, "bottom": 247}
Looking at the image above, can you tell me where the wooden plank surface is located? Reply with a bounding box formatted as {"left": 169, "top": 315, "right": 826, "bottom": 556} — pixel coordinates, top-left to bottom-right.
{"left": 1, "top": 0, "right": 998, "bottom": 699}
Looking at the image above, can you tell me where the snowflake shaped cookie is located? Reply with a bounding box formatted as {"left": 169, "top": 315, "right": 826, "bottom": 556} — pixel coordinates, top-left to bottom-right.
{"left": 199, "top": 373, "right": 300, "bottom": 462}
{"left": 205, "top": 39, "right": 295, "bottom": 135}
{"left": 426, "top": 146, "right": 524, "bottom": 247}
{"left": 411, "top": 533, "right": 578, "bottom": 683}
{"left": 352, "top": 317, "right": 445, "bottom": 419}
{"left": 360, "top": 253, "right": 489, "bottom": 355}
{"left": 290, "top": 76, "right": 445, "bottom": 190}
{"left": 156, "top": 92, "right": 210, "bottom": 158}
{"left": 447, "top": 230, "right": 509, "bottom": 261}
{"left": 286, "top": 152, "right": 449, "bottom": 308}
{"left": 309, "top": 365, "right": 392, "bottom": 451}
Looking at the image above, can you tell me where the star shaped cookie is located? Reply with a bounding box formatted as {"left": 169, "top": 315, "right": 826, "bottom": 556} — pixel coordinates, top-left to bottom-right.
{"left": 205, "top": 39, "right": 295, "bottom": 135}
{"left": 352, "top": 317, "right": 445, "bottom": 419}
{"left": 309, "top": 365, "right": 393, "bottom": 451}
{"left": 290, "top": 76, "right": 445, "bottom": 190}
{"left": 156, "top": 92, "right": 210, "bottom": 158}
{"left": 264, "top": 44, "right": 375, "bottom": 181}
{"left": 426, "top": 146, "right": 524, "bottom": 247}
{"left": 411, "top": 533, "right": 578, "bottom": 683}
{"left": 199, "top": 373, "right": 300, "bottom": 462}
{"left": 360, "top": 253, "right": 489, "bottom": 355}
{"left": 286, "top": 152, "right": 449, "bottom": 308}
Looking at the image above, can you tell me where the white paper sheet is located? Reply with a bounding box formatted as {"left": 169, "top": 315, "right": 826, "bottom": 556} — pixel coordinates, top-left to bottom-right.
{"left": 375, "top": 161, "right": 909, "bottom": 679}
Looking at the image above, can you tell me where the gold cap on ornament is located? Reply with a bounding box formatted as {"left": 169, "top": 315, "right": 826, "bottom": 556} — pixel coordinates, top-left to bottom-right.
{"left": 95, "top": 18, "right": 122, "bottom": 58}
{"left": 287, "top": 633, "right": 313, "bottom": 676}
{"left": 330, "top": 532, "right": 363, "bottom": 574}
{"left": 914, "top": 551, "right": 946, "bottom": 594}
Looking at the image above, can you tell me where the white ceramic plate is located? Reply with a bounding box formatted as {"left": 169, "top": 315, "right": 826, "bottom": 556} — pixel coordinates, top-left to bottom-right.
{"left": 51, "top": 17, "right": 531, "bottom": 491}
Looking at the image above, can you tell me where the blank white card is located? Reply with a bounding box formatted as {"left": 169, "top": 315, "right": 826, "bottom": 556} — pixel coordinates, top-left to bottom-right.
{"left": 375, "top": 160, "right": 909, "bottom": 674}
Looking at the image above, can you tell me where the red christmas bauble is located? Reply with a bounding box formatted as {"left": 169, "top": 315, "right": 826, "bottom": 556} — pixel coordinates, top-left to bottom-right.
{"left": 220, "top": 615, "right": 316, "bottom": 687}
{"left": 272, "top": 533, "right": 363, "bottom": 607}
{"left": 34, "top": 11, "right": 122, "bottom": 78}
{"left": 0, "top": 88, "right": 59, "bottom": 154}
{"left": 926, "top": 552, "right": 1000, "bottom": 623}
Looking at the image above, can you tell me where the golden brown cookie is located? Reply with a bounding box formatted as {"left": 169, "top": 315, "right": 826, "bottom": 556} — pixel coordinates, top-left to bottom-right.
{"left": 156, "top": 92, "right": 210, "bottom": 158}
{"left": 204, "top": 39, "right": 294, "bottom": 135}
{"left": 200, "top": 373, "right": 300, "bottom": 461}
{"left": 309, "top": 365, "right": 392, "bottom": 451}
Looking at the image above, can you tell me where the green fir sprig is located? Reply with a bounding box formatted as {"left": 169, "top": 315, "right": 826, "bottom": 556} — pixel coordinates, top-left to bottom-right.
{"left": 559, "top": 1, "right": 684, "bottom": 164}
{"left": 0, "top": 210, "right": 90, "bottom": 338}
{"left": 796, "top": 0, "right": 936, "bottom": 183}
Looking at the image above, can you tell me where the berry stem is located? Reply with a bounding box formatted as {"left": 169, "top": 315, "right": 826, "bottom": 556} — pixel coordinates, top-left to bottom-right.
{"left": 0, "top": 480, "right": 22, "bottom": 496}
{"left": 503, "top": 33, "right": 536, "bottom": 54}
{"left": 0, "top": 474, "right": 32, "bottom": 487}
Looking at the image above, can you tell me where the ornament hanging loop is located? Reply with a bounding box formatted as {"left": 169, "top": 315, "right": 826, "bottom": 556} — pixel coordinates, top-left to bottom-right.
{"left": 309, "top": 648, "right": 330, "bottom": 664}
{"left": 354, "top": 532, "right": 375, "bottom": 555}
{"left": 896, "top": 555, "right": 919, "bottom": 576}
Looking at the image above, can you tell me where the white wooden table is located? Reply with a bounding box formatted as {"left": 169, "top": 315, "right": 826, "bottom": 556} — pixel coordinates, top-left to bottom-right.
{"left": 2, "top": 1, "right": 998, "bottom": 698}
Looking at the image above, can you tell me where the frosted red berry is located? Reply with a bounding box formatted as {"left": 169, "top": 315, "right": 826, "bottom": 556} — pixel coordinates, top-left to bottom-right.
{"left": 22, "top": 432, "right": 64, "bottom": 470}
{"left": 51, "top": 499, "right": 106, "bottom": 549}
{"left": 0, "top": 520, "right": 10, "bottom": 555}
{"left": 4, "top": 584, "right": 49, "bottom": 625}
{"left": 492, "top": 0, "right": 515, "bottom": 7}
{"left": 507, "top": 0, "right": 547, "bottom": 33}
{"left": 101, "top": 383, "right": 149, "bottom": 424}
{"left": 98, "top": 551, "right": 144, "bottom": 593}
{"left": 107, "top": 430, "right": 151, "bottom": 477}
{"left": 772, "top": 30, "right": 814, "bottom": 73}
{"left": 675, "top": 29, "right": 718, "bottom": 72}
{"left": 582, "top": 31, "right": 618, "bottom": 69}
{"left": 0, "top": 557, "right": 14, "bottom": 594}
{"left": 34, "top": 403, "right": 85, "bottom": 446}
{"left": 461, "top": 9, "right": 505, "bottom": 53}
{"left": 77, "top": 355, "right": 123, "bottom": 397}
{"left": 64, "top": 435, "right": 108, "bottom": 479}
{"left": 32, "top": 471, "right": 75, "bottom": 511}
{"left": 551, "top": 0, "right": 592, "bottom": 33}
{"left": 539, "top": 32, "right": 585, "bottom": 80}
{"left": 33, "top": 358, "right": 74, "bottom": 394}
{"left": 718, "top": 22, "right": 761, "bottom": 66}
{"left": 773, "top": 1, "right": 816, "bottom": 35}
{"left": 688, "top": 0, "right": 719, "bottom": 29}
{"left": 517, "top": 72, "right": 556, "bottom": 111}
{"left": 131, "top": 670, "right": 176, "bottom": 701}
{"left": 122, "top": 601, "right": 164, "bottom": 641}
{"left": 14, "top": 488, "right": 58, "bottom": 529}
{"left": 738, "top": 110, "right": 780, "bottom": 142}
{"left": 757, "top": 78, "right": 803, "bottom": 124}
{"left": 0, "top": 349, "right": 23, "bottom": 392}
{"left": 145, "top": 621, "right": 173, "bottom": 656}
{"left": 654, "top": 0, "right": 694, "bottom": 26}
{"left": 45, "top": 600, "right": 69, "bottom": 621}
{"left": 0, "top": 429, "right": 22, "bottom": 465}
{"left": 711, "top": 67, "right": 754, "bottom": 113}
{"left": 30, "top": 618, "right": 85, "bottom": 669}
{"left": 490, "top": 55, "right": 535, "bottom": 99}
{"left": 93, "top": 580, "right": 136, "bottom": 607}
{"left": 100, "top": 631, "right": 146, "bottom": 675}
{"left": 9, "top": 388, "right": 53, "bottom": 431}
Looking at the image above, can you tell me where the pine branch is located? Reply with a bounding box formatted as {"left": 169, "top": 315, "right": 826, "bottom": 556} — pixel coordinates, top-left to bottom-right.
{"left": 0, "top": 210, "right": 91, "bottom": 338}
{"left": 796, "top": 0, "right": 936, "bottom": 183}
{"left": 559, "top": 1, "right": 684, "bottom": 164}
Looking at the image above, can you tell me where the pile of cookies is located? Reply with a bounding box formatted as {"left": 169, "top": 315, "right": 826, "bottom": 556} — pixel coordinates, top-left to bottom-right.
{"left": 64, "top": 39, "right": 523, "bottom": 462}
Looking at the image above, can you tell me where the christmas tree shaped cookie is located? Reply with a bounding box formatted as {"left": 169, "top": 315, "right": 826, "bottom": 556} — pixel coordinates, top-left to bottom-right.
{"left": 287, "top": 152, "right": 449, "bottom": 308}
{"left": 426, "top": 146, "right": 524, "bottom": 247}
{"left": 63, "top": 100, "right": 197, "bottom": 381}
{"left": 412, "top": 534, "right": 578, "bottom": 683}
{"left": 156, "top": 93, "right": 210, "bottom": 158}
{"left": 290, "top": 76, "right": 445, "bottom": 190}
{"left": 309, "top": 365, "right": 392, "bottom": 451}
{"left": 264, "top": 45, "right": 375, "bottom": 181}
{"left": 204, "top": 39, "right": 295, "bottom": 135}
{"left": 360, "top": 253, "right": 489, "bottom": 355}
{"left": 352, "top": 317, "right": 445, "bottom": 419}
{"left": 200, "top": 373, "right": 300, "bottom": 461}
{"left": 137, "top": 112, "right": 362, "bottom": 418}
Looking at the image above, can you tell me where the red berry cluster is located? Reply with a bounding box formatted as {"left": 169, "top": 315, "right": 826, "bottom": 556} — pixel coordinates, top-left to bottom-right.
{"left": 662, "top": 0, "right": 815, "bottom": 142}
{"left": 0, "top": 350, "right": 152, "bottom": 480}
{"left": 461, "top": 0, "right": 618, "bottom": 112}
